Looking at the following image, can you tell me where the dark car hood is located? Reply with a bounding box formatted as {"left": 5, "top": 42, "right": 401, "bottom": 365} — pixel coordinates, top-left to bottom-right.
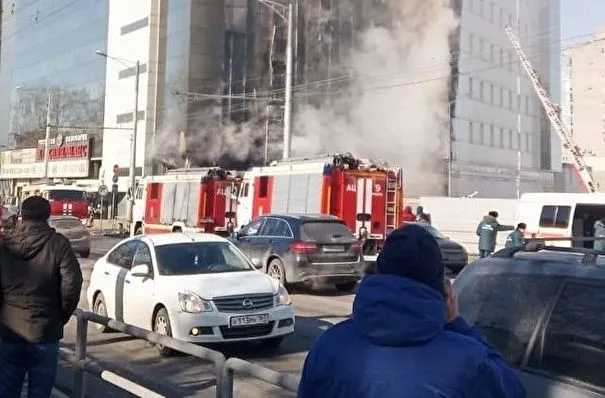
{"left": 437, "top": 238, "right": 465, "bottom": 251}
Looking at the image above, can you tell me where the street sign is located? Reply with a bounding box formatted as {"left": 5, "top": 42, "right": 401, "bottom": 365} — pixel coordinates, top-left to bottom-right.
{"left": 112, "top": 175, "right": 119, "bottom": 184}
{"left": 98, "top": 185, "right": 108, "bottom": 197}
{"left": 111, "top": 184, "right": 119, "bottom": 194}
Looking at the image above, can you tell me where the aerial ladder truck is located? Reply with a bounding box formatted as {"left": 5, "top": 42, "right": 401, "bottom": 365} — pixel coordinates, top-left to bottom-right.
{"left": 504, "top": 26, "right": 597, "bottom": 193}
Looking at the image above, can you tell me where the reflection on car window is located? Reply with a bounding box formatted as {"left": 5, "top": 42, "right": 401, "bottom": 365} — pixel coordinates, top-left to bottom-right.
{"left": 155, "top": 242, "right": 254, "bottom": 275}
{"left": 133, "top": 243, "right": 152, "bottom": 267}
{"left": 527, "top": 282, "right": 605, "bottom": 388}
{"left": 243, "top": 219, "right": 264, "bottom": 236}
{"left": 107, "top": 241, "right": 139, "bottom": 270}
{"left": 458, "top": 274, "right": 563, "bottom": 366}
{"left": 259, "top": 218, "right": 279, "bottom": 235}
{"left": 48, "top": 190, "right": 86, "bottom": 201}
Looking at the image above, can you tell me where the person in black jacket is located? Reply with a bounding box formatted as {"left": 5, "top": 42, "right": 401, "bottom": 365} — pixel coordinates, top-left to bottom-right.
{"left": 0, "top": 196, "right": 83, "bottom": 398}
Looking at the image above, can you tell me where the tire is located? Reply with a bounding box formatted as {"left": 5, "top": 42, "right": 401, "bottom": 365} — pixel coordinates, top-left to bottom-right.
{"left": 92, "top": 293, "right": 109, "bottom": 333}
{"left": 334, "top": 281, "right": 358, "bottom": 293}
{"left": 80, "top": 249, "right": 90, "bottom": 258}
{"left": 153, "top": 307, "right": 175, "bottom": 357}
{"left": 267, "top": 258, "right": 286, "bottom": 285}
{"left": 261, "top": 336, "right": 284, "bottom": 349}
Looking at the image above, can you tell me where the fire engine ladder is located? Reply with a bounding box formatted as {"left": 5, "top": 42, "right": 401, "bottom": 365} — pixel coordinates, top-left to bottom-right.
{"left": 504, "top": 26, "right": 597, "bottom": 193}
{"left": 385, "top": 168, "right": 400, "bottom": 233}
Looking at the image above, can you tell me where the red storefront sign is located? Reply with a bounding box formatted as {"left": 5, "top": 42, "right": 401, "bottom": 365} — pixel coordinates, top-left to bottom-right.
{"left": 36, "top": 134, "right": 90, "bottom": 162}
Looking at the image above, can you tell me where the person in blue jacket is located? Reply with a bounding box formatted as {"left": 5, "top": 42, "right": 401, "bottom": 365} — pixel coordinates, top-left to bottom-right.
{"left": 298, "top": 224, "right": 525, "bottom": 398}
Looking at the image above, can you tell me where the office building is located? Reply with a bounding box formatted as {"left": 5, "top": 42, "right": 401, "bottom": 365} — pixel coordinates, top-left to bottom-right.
{"left": 0, "top": 0, "right": 109, "bottom": 187}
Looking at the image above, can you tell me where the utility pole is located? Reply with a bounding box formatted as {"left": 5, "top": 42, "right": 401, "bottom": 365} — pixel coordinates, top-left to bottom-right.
{"left": 128, "top": 60, "right": 140, "bottom": 225}
{"left": 282, "top": 0, "right": 294, "bottom": 159}
{"left": 43, "top": 91, "right": 52, "bottom": 181}
{"left": 515, "top": 0, "right": 522, "bottom": 199}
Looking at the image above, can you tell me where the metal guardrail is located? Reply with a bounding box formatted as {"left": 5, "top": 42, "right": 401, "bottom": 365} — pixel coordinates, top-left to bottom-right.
{"left": 61, "top": 309, "right": 300, "bottom": 397}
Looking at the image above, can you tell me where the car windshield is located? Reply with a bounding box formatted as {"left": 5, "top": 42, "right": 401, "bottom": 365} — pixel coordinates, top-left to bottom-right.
{"left": 155, "top": 242, "right": 254, "bottom": 276}
{"left": 301, "top": 221, "right": 355, "bottom": 241}
{"left": 48, "top": 190, "right": 85, "bottom": 201}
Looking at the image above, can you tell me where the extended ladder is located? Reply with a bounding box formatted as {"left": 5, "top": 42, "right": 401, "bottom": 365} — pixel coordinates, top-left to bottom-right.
{"left": 504, "top": 26, "right": 596, "bottom": 193}
{"left": 385, "top": 168, "right": 401, "bottom": 234}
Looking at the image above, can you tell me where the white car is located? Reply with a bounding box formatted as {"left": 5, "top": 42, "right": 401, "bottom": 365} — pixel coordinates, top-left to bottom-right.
{"left": 87, "top": 233, "right": 295, "bottom": 356}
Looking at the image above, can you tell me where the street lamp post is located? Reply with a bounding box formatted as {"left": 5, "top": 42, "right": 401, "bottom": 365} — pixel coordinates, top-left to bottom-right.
{"left": 95, "top": 51, "right": 141, "bottom": 225}
{"left": 257, "top": 0, "right": 295, "bottom": 159}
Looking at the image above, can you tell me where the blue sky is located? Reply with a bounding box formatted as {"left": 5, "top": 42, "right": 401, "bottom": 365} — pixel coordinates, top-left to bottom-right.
{"left": 562, "top": 0, "right": 605, "bottom": 44}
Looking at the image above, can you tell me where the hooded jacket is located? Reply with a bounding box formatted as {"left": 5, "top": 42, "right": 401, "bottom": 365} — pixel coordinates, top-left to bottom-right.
{"left": 401, "top": 206, "right": 416, "bottom": 222}
{"left": 476, "top": 215, "right": 514, "bottom": 252}
{"left": 593, "top": 219, "right": 605, "bottom": 252}
{"left": 298, "top": 274, "right": 526, "bottom": 398}
{"left": 505, "top": 229, "right": 525, "bottom": 249}
{"left": 0, "top": 221, "right": 83, "bottom": 343}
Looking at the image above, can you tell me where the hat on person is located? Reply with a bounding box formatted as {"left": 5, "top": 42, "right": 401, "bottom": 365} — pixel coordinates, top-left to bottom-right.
{"left": 375, "top": 224, "right": 445, "bottom": 294}
{"left": 21, "top": 196, "right": 51, "bottom": 221}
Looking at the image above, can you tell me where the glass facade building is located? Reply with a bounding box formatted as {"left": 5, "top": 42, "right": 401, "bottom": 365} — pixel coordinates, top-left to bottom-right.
{"left": 0, "top": 0, "right": 109, "bottom": 159}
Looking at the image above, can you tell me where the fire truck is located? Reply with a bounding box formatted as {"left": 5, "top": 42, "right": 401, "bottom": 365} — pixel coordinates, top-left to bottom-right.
{"left": 235, "top": 153, "right": 405, "bottom": 257}
{"left": 132, "top": 167, "right": 242, "bottom": 236}
{"left": 20, "top": 183, "right": 89, "bottom": 221}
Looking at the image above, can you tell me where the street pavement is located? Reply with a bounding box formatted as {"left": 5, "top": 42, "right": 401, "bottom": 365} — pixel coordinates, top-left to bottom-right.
{"left": 57, "top": 235, "right": 353, "bottom": 397}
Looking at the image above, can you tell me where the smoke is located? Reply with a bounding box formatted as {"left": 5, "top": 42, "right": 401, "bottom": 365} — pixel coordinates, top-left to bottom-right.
{"left": 293, "top": 0, "right": 458, "bottom": 196}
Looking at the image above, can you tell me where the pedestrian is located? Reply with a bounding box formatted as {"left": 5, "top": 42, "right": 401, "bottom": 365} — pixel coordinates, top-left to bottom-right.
{"left": 416, "top": 205, "right": 432, "bottom": 224}
{"left": 476, "top": 211, "right": 514, "bottom": 258}
{"left": 298, "top": 224, "right": 525, "bottom": 398}
{"left": 593, "top": 216, "right": 605, "bottom": 252}
{"left": 505, "top": 223, "right": 527, "bottom": 249}
{"left": 0, "top": 196, "right": 83, "bottom": 398}
{"left": 400, "top": 206, "right": 416, "bottom": 223}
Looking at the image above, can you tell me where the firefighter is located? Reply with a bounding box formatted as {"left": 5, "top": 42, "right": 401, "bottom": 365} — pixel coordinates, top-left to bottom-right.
{"left": 415, "top": 206, "right": 432, "bottom": 224}
{"left": 505, "top": 223, "right": 527, "bottom": 249}
{"left": 401, "top": 206, "right": 416, "bottom": 223}
{"left": 476, "top": 211, "right": 514, "bottom": 258}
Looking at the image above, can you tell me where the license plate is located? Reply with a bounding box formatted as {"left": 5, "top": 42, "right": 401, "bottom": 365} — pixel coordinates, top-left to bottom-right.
{"left": 229, "top": 314, "right": 270, "bottom": 328}
{"left": 323, "top": 245, "right": 345, "bottom": 253}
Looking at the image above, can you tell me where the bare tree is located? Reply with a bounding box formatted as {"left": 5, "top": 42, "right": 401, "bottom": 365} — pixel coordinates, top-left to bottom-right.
{"left": 11, "top": 84, "right": 104, "bottom": 150}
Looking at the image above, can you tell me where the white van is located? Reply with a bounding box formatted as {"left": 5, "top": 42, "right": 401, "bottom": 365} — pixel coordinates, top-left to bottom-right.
{"left": 517, "top": 192, "right": 605, "bottom": 247}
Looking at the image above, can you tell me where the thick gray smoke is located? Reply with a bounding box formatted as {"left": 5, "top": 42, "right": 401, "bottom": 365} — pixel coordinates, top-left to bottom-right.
{"left": 293, "top": 0, "right": 458, "bottom": 196}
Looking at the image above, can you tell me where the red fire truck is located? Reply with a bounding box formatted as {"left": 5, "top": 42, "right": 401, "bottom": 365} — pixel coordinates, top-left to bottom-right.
{"left": 132, "top": 167, "right": 242, "bottom": 236}
{"left": 21, "top": 184, "right": 89, "bottom": 222}
{"left": 235, "top": 153, "right": 404, "bottom": 258}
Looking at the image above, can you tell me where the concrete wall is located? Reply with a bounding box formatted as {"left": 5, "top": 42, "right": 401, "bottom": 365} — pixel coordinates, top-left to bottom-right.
{"left": 420, "top": 196, "right": 518, "bottom": 255}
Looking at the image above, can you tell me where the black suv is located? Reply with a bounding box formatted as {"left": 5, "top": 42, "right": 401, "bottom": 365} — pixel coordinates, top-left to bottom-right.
{"left": 454, "top": 241, "right": 605, "bottom": 398}
{"left": 232, "top": 214, "right": 364, "bottom": 291}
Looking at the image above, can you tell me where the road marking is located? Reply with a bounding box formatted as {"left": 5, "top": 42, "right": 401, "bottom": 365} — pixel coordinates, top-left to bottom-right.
{"left": 101, "top": 370, "right": 166, "bottom": 398}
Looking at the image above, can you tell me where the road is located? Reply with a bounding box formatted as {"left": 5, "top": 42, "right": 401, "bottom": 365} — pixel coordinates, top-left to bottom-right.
{"left": 57, "top": 235, "right": 353, "bottom": 397}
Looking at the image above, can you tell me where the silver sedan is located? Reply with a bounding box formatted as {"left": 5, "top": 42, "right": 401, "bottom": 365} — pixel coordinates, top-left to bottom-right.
{"left": 49, "top": 215, "right": 91, "bottom": 258}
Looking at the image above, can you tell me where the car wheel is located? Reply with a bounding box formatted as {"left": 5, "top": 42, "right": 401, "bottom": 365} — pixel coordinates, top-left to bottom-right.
{"left": 153, "top": 307, "right": 175, "bottom": 357}
{"left": 334, "top": 281, "right": 358, "bottom": 293}
{"left": 80, "top": 249, "right": 90, "bottom": 258}
{"left": 261, "top": 336, "right": 284, "bottom": 349}
{"left": 92, "top": 293, "right": 109, "bottom": 333}
{"left": 267, "top": 259, "right": 286, "bottom": 285}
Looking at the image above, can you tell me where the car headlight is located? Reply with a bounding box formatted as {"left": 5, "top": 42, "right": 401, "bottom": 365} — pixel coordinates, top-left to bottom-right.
{"left": 178, "top": 292, "right": 212, "bottom": 313}
{"left": 275, "top": 284, "right": 292, "bottom": 306}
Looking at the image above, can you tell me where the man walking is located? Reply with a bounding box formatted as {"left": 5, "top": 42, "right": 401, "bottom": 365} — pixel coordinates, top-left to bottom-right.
{"left": 298, "top": 224, "right": 525, "bottom": 398}
{"left": 0, "top": 196, "right": 83, "bottom": 398}
{"left": 505, "top": 223, "right": 527, "bottom": 249}
{"left": 476, "top": 211, "right": 514, "bottom": 258}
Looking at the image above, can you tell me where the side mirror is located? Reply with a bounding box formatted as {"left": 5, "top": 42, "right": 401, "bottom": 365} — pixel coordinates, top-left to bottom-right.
{"left": 131, "top": 264, "right": 151, "bottom": 277}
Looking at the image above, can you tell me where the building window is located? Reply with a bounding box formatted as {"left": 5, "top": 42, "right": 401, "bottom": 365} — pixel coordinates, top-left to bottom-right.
{"left": 489, "top": 83, "right": 494, "bottom": 104}
{"left": 479, "top": 37, "right": 484, "bottom": 59}
{"left": 501, "top": 88, "right": 506, "bottom": 107}
{"left": 118, "top": 63, "right": 148, "bottom": 79}
{"left": 120, "top": 17, "right": 149, "bottom": 35}
{"left": 508, "top": 129, "right": 513, "bottom": 149}
{"left": 116, "top": 110, "right": 145, "bottom": 124}
{"left": 480, "top": 123, "right": 485, "bottom": 144}
{"left": 490, "top": 44, "right": 495, "bottom": 62}
{"left": 469, "top": 121, "right": 474, "bottom": 142}
{"left": 479, "top": 81, "right": 485, "bottom": 101}
{"left": 469, "top": 33, "right": 474, "bottom": 54}
{"left": 499, "top": 7, "right": 503, "bottom": 28}
{"left": 526, "top": 95, "right": 531, "bottom": 114}
{"left": 499, "top": 128, "right": 505, "bottom": 148}
{"left": 499, "top": 48, "right": 504, "bottom": 66}
{"left": 479, "top": 0, "right": 484, "bottom": 17}
{"left": 469, "top": 77, "right": 475, "bottom": 98}
{"left": 508, "top": 90, "right": 513, "bottom": 109}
